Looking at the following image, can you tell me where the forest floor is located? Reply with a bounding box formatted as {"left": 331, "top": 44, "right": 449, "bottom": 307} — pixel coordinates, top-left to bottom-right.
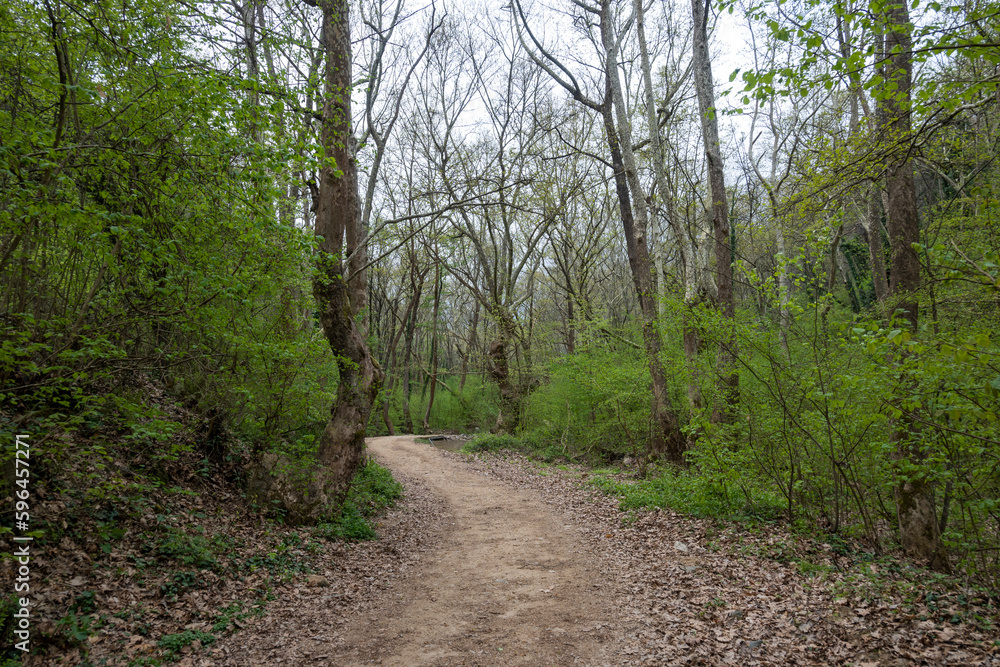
{"left": 209, "top": 435, "right": 1000, "bottom": 666}
{"left": 26, "top": 434, "right": 1000, "bottom": 666}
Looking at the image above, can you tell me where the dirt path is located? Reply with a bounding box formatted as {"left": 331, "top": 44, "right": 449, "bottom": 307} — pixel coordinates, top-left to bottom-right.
{"left": 210, "top": 436, "right": 1000, "bottom": 666}
{"left": 334, "top": 435, "right": 619, "bottom": 666}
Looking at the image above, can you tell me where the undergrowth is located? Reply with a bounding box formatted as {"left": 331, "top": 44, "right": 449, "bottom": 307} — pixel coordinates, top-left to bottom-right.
{"left": 313, "top": 458, "right": 403, "bottom": 541}
{"left": 460, "top": 432, "right": 565, "bottom": 462}
{"left": 2, "top": 428, "right": 403, "bottom": 665}
{"left": 588, "top": 465, "right": 785, "bottom": 523}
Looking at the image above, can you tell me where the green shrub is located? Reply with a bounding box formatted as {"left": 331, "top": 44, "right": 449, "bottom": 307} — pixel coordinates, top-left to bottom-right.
{"left": 522, "top": 345, "right": 662, "bottom": 463}
{"left": 152, "top": 531, "right": 219, "bottom": 570}
{"left": 321, "top": 502, "right": 375, "bottom": 541}
{"left": 348, "top": 458, "right": 403, "bottom": 515}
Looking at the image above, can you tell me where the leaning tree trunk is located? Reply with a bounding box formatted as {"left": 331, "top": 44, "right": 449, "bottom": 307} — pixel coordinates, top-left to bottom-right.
{"left": 881, "top": 0, "right": 949, "bottom": 572}
{"left": 250, "top": 0, "right": 383, "bottom": 524}
{"left": 512, "top": 0, "right": 684, "bottom": 458}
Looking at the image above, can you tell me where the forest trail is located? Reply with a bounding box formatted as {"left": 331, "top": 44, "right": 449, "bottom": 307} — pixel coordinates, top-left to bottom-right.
{"left": 334, "top": 435, "right": 619, "bottom": 665}
{"left": 209, "top": 436, "right": 1000, "bottom": 667}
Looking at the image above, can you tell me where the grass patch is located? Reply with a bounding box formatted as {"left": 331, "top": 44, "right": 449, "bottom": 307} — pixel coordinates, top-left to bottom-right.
{"left": 460, "top": 433, "right": 566, "bottom": 463}
{"left": 313, "top": 458, "right": 402, "bottom": 541}
{"left": 590, "top": 466, "right": 785, "bottom": 522}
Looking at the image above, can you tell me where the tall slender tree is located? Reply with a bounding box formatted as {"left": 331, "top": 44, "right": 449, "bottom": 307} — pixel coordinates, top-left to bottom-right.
{"left": 879, "top": 0, "right": 949, "bottom": 571}
{"left": 514, "top": 0, "right": 687, "bottom": 461}
{"left": 691, "top": 0, "right": 738, "bottom": 423}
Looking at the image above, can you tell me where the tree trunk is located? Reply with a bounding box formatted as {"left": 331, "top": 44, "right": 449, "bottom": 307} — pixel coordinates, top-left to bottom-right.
{"left": 634, "top": 0, "right": 693, "bottom": 305}
{"left": 776, "top": 220, "right": 790, "bottom": 357}
{"left": 637, "top": 0, "right": 713, "bottom": 421}
{"left": 839, "top": 246, "right": 862, "bottom": 312}
{"left": 239, "top": 0, "right": 262, "bottom": 142}
{"left": 683, "top": 305, "right": 705, "bottom": 418}
{"left": 251, "top": 0, "right": 382, "bottom": 524}
{"left": 820, "top": 223, "right": 844, "bottom": 331}
{"left": 566, "top": 287, "right": 576, "bottom": 354}
{"left": 881, "top": 0, "right": 949, "bottom": 572}
{"left": 460, "top": 298, "right": 479, "bottom": 391}
{"left": 380, "top": 292, "right": 419, "bottom": 436}
{"left": 599, "top": 0, "right": 685, "bottom": 463}
{"left": 400, "top": 257, "right": 423, "bottom": 434}
{"left": 422, "top": 262, "right": 442, "bottom": 432}
{"left": 512, "top": 0, "right": 685, "bottom": 457}
{"left": 864, "top": 186, "right": 890, "bottom": 306}
{"left": 310, "top": 0, "right": 383, "bottom": 512}
{"left": 489, "top": 329, "right": 522, "bottom": 434}
{"left": 381, "top": 382, "right": 396, "bottom": 435}
{"left": 346, "top": 138, "right": 369, "bottom": 333}
{"left": 691, "top": 0, "right": 738, "bottom": 424}
{"left": 839, "top": 12, "right": 888, "bottom": 310}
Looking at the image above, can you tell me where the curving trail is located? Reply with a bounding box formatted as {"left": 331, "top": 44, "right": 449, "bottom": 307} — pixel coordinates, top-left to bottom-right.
{"left": 334, "top": 435, "right": 617, "bottom": 666}
{"left": 211, "top": 435, "right": 1000, "bottom": 666}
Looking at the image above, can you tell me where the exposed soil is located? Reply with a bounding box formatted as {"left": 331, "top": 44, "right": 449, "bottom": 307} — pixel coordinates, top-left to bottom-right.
{"left": 330, "top": 435, "right": 620, "bottom": 665}
{"left": 206, "top": 435, "right": 623, "bottom": 667}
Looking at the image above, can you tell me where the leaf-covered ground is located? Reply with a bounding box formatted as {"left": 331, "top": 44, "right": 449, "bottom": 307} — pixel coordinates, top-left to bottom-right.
{"left": 13, "top": 434, "right": 1000, "bottom": 665}
{"left": 459, "top": 449, "right": 1000, "bottom": 665}
{"left": 5, "top": 450, "right": 444, "bottom": 666}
